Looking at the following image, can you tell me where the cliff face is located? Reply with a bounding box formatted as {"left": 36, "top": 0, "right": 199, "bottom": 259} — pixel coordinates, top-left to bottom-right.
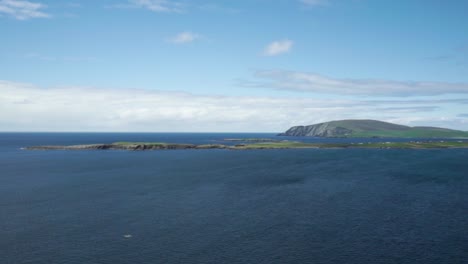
{"left": 279, "top": 123, "right": 353, "bottom": 137}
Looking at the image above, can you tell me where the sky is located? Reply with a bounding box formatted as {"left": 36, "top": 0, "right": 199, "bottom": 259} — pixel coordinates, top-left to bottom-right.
{"left": 1, "top": 0, "right": 468, "bottom": 132}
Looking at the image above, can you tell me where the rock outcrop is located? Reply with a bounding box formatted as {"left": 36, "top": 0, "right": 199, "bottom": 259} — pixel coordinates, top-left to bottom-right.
{"left": 26, "top": 143, "right": 228, "bottom": 151}
{"left": 280, "top": 123, "right": 353, "bottom": 137}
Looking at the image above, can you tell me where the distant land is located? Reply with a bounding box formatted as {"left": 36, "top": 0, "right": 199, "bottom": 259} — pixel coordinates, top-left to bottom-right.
{"left": 279, "top": 119, "right": 468, "bottom": 138}
{"left": 26, "top": 140, "right": 468, "bottom": 151}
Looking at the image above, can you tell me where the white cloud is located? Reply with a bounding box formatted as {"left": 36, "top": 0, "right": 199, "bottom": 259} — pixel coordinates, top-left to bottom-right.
{"left": 129, "top": 0, "right": 183, "bottom": 13}
{"left": 249, "top": 70, "right": 468, "bottom": 97}
{"left": 0, "top": 0, "right": 49, "bottom": 20}
{"left": 167, "top": 32, "right": 200, "bottom": 44}
{"left": 1, "top": 80, "right": 468, "bottom": 132}
{"left": 300, "top": 0, "right": 329, "bottom": 7}
{"left": 263, "top": 40, "right": 293, "bottom": 56}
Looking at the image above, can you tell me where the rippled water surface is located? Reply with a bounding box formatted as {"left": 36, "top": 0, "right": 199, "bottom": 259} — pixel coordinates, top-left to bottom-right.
{"left": 1, "top": 133, "right": 467, "bottom": 264}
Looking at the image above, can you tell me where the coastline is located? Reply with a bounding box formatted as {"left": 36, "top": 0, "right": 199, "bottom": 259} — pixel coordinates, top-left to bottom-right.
{"left": 25, "top": 140, "right": 468, "bottom": 151}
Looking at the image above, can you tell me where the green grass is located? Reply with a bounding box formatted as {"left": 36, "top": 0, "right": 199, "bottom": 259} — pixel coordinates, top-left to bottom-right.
{"left": 113, "top": 142, "right": 168, "bottom": 146}
{"left": 236, "top": 141, "right": 316, "bottom": 149}
{"left": 361, "top": 141, "right": 468, "bottom": 148}
{"left": 326, "top": 120, "right": 409, "bottom": 132}
{"left": 28, "top": 140, "right": 468, "bottom": 151}
{"left": 284, "top": 120, "right": 468, "bottom": 138}
{"left": 223, "top": 138, "right": 283, "bottom": 142}
{"left": 195, "top": 144, "right": 228, "bottom": 149}
{"left": 351, "top": 129, "right": 468, "bottom": 138}
{"left": 114, "top": 141, "right": 468, "bottom": 149}
{"left": 236, "top": 141, "right": 468, "bottom": 149}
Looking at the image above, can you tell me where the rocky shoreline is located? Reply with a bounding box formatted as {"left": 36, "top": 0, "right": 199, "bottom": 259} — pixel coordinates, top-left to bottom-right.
{"left": 26, "top": 143, "right": 230, "bottom": 151}
{"left": 25, "top": 140, "right": 468, "bottom": 151}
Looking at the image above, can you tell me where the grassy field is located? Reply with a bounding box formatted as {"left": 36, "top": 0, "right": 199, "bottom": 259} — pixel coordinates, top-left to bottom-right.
{"left": 351, "top": 129, "right": 468, "bottom": 138}
{"left": 113, "top": 140, "right": 468, "bottom": 149}
{"left": 28, "top": 140, "right": 468, "bottom": 151}
{"left": 113, "top": 142, "right": 168, "bottom": 146}
{"left": 236, "top": 141, "right": 468, "bottom": 149}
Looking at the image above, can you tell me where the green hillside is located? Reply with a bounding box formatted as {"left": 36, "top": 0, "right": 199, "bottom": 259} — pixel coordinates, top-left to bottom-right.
{"left": 280, "top": 119, "right": 468, "bottom": 138}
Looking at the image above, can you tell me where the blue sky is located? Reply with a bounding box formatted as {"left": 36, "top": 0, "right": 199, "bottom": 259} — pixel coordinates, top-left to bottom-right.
{"left": 1, "top": 0, "right": 468, "bottom": 132}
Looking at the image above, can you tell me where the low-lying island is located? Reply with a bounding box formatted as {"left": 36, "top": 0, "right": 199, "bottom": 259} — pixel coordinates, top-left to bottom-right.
{"left": 25, "top": 140, "right": 468, "bottom": 151}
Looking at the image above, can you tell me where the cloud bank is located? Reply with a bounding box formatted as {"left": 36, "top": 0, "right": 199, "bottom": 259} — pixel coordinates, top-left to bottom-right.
{"left": 249, "top": 70, "right": 468, "bottom": 96}
{"left": 1, "top": 80, "right": 467, "bottom": 132}
{"left": 0, "top": 0, "right": 49, "bottom": 20}
{"left": 263, "top": 40, "right": 293, "bottom": 56}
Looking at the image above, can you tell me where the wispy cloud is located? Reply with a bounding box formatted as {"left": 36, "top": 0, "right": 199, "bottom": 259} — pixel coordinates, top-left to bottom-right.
{"left": 300, "top": 0, "right": 330, "bottom": 7}
{"left": 246, "top": 70, "right": 468, "bottom": 97}
{"left": 385, "top": 116, "right": 468, "bottom": 130}
{"left": 167, "top": 32, "right": 200, "bottom": 44}
{"left": 127, "top": 0, "right": 184, "bottom": 13}
{"left": 263, "top": 40, "right": 293, "bottom": 56}
{"left": 1, "top": 80, "right": 467, "bottom": 132}
{"left": 0, "top": 0, "right": 49, "bottom": 20}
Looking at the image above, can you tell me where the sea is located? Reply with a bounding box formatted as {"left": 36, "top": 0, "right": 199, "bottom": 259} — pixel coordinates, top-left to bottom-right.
{"left": 1, "top": 133, "right": 467, "bottom": 264}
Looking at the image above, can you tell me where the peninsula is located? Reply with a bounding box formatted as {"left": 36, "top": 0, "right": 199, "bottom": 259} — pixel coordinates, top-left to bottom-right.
{"left": 279, "top": 119, "right": 468, "bottom": 138}
{"left": 26, "top": 140, "right": 468, "bottom": 151}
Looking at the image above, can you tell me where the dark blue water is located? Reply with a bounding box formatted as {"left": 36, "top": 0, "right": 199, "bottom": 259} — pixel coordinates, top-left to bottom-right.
{"left": 1, "top": 133, "right": 468, "bottom": 264}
